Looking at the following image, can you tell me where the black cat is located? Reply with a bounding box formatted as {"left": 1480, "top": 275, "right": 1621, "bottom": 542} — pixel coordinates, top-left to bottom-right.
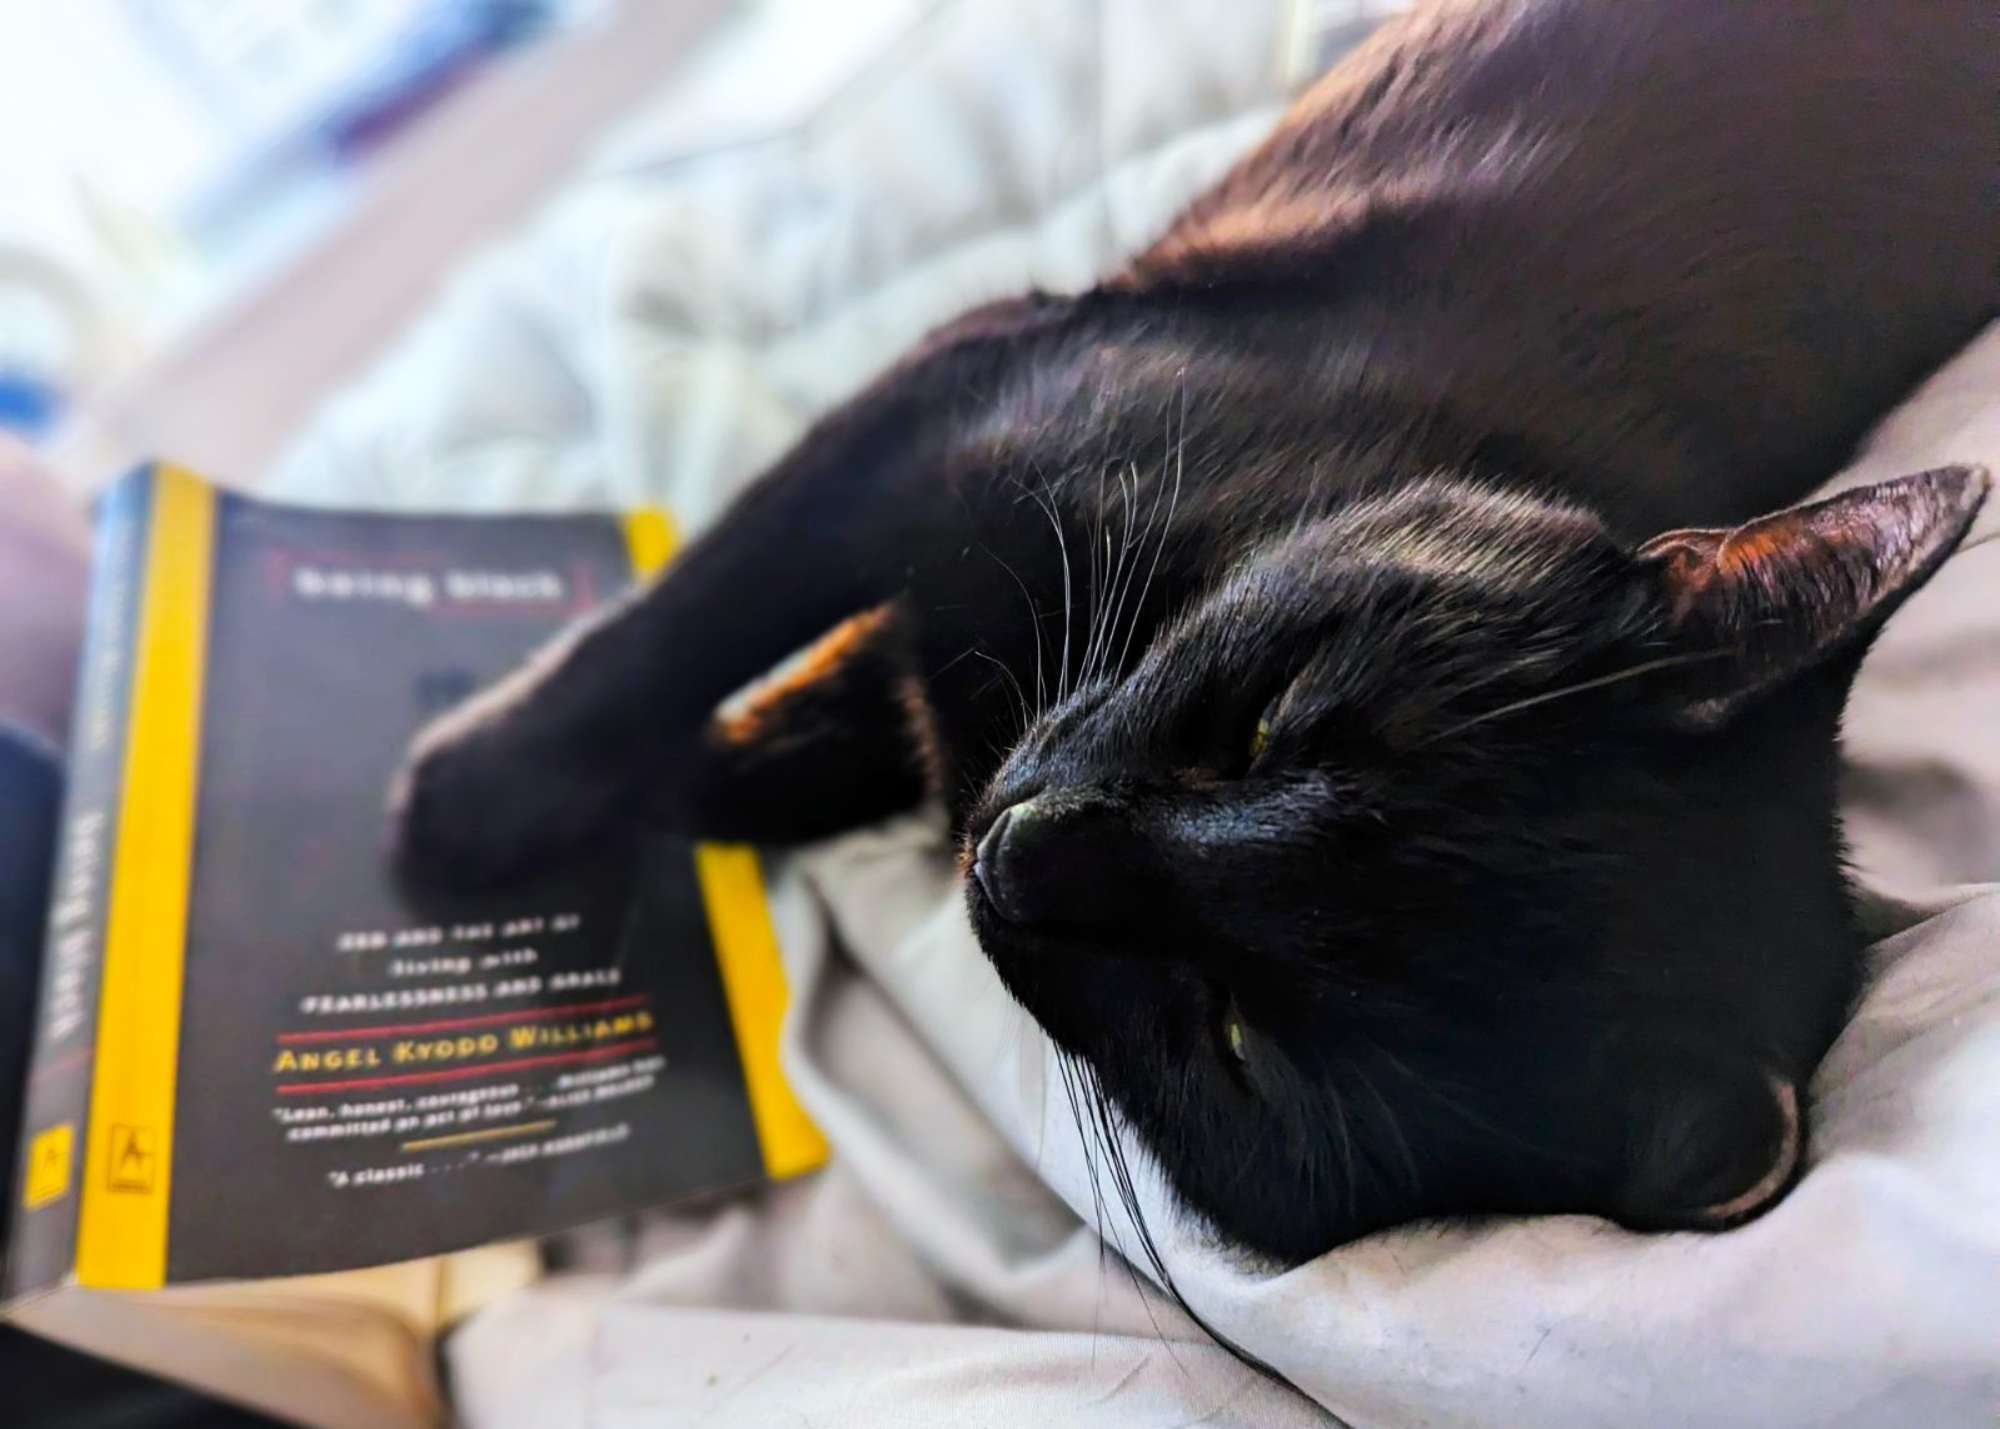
{"left": 392, "top": 0, "right": 2000, "bottom": 1264}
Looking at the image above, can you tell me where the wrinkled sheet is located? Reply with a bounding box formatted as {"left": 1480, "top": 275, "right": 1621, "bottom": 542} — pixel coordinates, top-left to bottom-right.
{"left": 264, "top": 1, "right": 2000, "bottom": 1423}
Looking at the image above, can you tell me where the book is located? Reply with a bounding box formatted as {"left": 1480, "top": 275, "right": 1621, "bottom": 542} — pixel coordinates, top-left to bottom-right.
{"left": 2, "top": 464, "right": 827, "bottom": 1429}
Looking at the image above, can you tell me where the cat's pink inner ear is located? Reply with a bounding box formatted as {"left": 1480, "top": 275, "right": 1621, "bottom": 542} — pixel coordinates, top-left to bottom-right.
{"left": 1635, "top": 466, "right": 1988, "bottom": 720}
{"left": 1633, "top": 527, "right": 1727, "bottom": 625}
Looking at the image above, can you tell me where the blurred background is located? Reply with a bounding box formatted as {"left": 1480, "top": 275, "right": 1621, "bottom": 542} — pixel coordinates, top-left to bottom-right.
{"left": 0, "top": 1, "right": 597, "bottom": 446}
{"left": 0, "top": 0, "right": 1406, "bottom": 495}
{"left": 0, "top": 0, "right": 961, "bottom": 491}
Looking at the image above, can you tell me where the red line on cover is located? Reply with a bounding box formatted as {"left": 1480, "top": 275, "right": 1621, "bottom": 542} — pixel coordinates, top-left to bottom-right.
{"left": 277, "top": 994, "right": 649, "bottom": 1044}
{"left": 274, "top": 1038, "right": 660, "bottom": 1095}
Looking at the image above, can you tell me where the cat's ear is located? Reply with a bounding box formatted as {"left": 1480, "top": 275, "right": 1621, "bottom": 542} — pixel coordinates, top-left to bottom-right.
{"left": 1635, "top": 465, "right": 1988, "bottom": 727}
{"left": 1614, "top": 1053, "right": 1803, "bottom": 1232}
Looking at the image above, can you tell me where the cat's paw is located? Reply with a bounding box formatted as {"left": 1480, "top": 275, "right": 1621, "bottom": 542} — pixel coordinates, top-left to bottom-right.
{"left": 387, "top": 688, "right": 629, "bottom": 893}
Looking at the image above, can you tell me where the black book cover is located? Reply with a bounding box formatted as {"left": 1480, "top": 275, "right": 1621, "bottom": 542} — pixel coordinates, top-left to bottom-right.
{"left": 6, "top": 466, "right": 823, "bottom": 1298}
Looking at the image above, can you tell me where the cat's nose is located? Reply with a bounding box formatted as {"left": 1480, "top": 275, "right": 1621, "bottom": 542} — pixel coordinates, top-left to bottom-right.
{"left": 972, "top": 793, "right": 1124, "bottom": 927}
{"left": 972, "top": 801, "right": 1036, "bottom": 922}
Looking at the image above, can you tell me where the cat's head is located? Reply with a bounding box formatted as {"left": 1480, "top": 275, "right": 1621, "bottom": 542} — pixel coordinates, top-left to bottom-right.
{"left": 965, "top": 465, "right": 1986, "bottom": 1263}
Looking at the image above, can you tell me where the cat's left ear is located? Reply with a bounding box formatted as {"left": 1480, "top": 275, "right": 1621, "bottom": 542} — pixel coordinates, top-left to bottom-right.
{"left": 1636, "top": 465, "right": 1988, "bottom": 727}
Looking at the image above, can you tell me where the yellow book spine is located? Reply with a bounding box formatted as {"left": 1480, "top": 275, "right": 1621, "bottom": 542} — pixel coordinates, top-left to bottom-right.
{"left": 75, "top": 465, "right": 216, "bottom": 1290}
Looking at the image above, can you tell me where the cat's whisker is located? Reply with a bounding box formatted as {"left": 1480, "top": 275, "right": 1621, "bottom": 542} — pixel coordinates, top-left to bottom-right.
{"left": 973, "top": 651, "right": 1032, "bottom": 735}
{"left": 1422, "top": 648, "right": 1737, "bottom": 745}
{"left": 1084, "top": 463, "right": 1124, "bottom": 690}
{"left": 1374, "top": 1040, "right": 1580, "bottom": 1165}
{"left": 967, "top": 503, "right": 1053, "bottom": 725}
{"left": 1040, "top": 620, "right": 1056, "bottom": 716}
{"left": 1107, "top": 464, "right": 1137, "bottom": 670}
{"left": 1029, "top": 473, "right": 1076, "bottom": 709}
{"left": 1078, "top": 470, "right": 1106, "bottom": 690}
{"left": 1083, "top": 465, "right": 1129, "bottom": 695}
{"left": 999, "top": 472, "right": 1065, "bottom": 717}
{"left": 1097, "top": 461, "right": 1151, "bottom": 686}
{"left": 929, "top": 643, "right": 980, "bottom": 679}
{"left": 1100, "top": 469, "right": 1131, "bottom": 681}
{"left": 1106, "top": 476, "right": 1164, "bottom": 675}
{"left": 989, "top": 545, "right": 1049, "bottom": 721}
{"left": 1116, "top": 383, "right": 1188, "bottom": 677}
{"left": 1056, "top": 1048, "right": 1176, "bottom": 1368}
{"left": 1056, "top": 1053, "right": 1115, "bottom": 1274}
{"left": 1073, "top": 1055, "right": 1188, "bottom": 1375}
{"left": 1348, "top": 1059, "right": 1421, "bottom": 1195}
{"left": 1052, "top": 1053, "right": 1120, "bottom": 1373}
{"left": 1088, "top": 462, "right": 1120, "bottom": 680}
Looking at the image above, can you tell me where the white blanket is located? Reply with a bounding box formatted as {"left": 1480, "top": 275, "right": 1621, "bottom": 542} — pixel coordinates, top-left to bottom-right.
{"left": 266, "top": 2, "right": 2000, "bottom": 1423}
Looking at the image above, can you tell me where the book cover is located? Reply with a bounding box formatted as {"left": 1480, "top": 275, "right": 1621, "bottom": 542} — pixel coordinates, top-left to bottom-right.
{"left": 5, "top": 464, "right": 825, "bottom": 1303}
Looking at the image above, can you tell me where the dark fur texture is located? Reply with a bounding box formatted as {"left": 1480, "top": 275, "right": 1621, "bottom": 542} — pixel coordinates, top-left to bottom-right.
{"left": 392, "top": 0, "right": 2000, "bottom": 1264}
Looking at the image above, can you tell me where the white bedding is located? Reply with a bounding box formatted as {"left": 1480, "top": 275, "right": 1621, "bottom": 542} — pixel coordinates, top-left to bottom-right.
{"left": 265, "top": 2, "right": 2000, "bottom": 1423}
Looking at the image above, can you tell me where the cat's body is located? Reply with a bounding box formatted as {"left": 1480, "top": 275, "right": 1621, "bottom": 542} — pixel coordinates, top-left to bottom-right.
{"left": 397, "top": 0, "right": 2000, "bottom": 1263}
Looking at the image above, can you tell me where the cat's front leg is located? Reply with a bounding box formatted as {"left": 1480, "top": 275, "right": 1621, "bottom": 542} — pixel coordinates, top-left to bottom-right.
{"left": 390, "top": 593, "right": 932, "bottom": 888}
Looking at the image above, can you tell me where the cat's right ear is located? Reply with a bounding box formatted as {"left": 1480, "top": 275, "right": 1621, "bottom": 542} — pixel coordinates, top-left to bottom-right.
{"left": 1634, "top": 465, "right": 1988, "bottom": 727}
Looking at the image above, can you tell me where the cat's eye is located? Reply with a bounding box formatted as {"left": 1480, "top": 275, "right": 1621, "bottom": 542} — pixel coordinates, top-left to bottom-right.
{"left": 1247, "top": 713, "right": 1272, "bottom": 763}
{"left": 1217, "top": 993, "right": 1249, "bottom": 1064}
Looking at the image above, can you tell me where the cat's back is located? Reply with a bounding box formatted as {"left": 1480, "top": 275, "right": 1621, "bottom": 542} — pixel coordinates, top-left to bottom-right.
{"left": 1122, "top": 0, "right": 2000, "bottom": 533}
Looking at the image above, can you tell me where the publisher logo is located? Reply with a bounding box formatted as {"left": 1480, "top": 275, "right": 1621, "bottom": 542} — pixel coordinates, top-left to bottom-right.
{"left": 24, "top": 1124, "right": 74, "bottom": 1209}
{"left": 107, "top": 1124, "right": 158, "bottom": 1194}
